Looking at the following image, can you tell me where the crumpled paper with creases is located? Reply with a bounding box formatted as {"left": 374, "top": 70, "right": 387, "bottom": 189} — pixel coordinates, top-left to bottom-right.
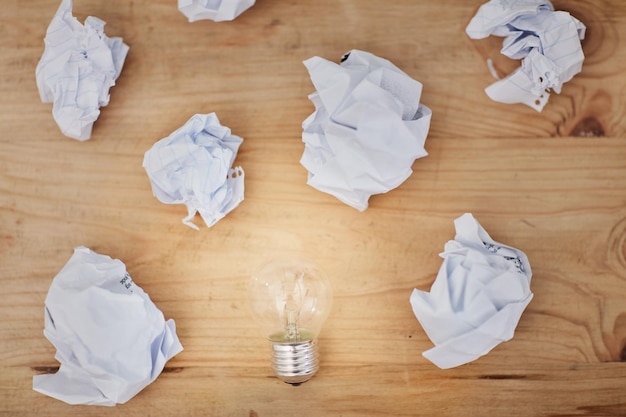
{"left": 35, "top": 0, "right": 129, "bottom": 140}
{"left": 301, "top": 50, "right": 431, "bottom": 211}
{"left": 410, "top": 213, "right": 533, "bottom": 369}
{"left": 143, "top": 113, "right": 244, "bottom": 230}
{"left": 466, "top": 0, "right": 585, "bottom": 111}
{"left": 33, "top": 247, "right": 183, "bottom": 406}
{"left": 178, "top": 0, "right": 256, "bottom": 22}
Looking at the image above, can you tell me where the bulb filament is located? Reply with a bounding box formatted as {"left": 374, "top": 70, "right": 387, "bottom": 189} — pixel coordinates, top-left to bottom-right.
{"left": 281, "top": 270, "right": 309, "bottom": 342}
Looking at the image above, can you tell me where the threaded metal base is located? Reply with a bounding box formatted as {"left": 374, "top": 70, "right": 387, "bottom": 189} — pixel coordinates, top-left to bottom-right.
{"left": 270, "top": 338, "right": 319, "bottom": 385}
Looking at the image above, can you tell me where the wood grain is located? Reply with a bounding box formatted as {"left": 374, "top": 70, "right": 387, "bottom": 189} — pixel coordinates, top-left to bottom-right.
{"left": 1, "top": 0, "right": 626, "bottom": 416}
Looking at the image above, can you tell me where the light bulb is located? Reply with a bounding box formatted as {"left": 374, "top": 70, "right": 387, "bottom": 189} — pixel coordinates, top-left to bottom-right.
{"left": 248, "top": 259, "right": 333, "bottom": 385}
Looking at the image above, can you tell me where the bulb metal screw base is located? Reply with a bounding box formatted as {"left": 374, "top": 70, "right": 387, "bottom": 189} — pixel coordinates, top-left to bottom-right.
{"left": 270, "top": 338, "right": 319, "bottom": 385}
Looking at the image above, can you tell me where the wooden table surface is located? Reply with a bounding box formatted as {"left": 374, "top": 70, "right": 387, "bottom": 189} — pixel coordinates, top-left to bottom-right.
{"left": 2, "top": 0, "right": 626, "bottom": 416}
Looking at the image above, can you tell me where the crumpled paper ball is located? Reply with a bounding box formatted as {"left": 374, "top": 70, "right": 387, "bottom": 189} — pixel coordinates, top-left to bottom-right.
{"left": 33, "top": 247, "right": 183, "bottom": 406}
{"left": 300, "top": 49, "right": 432, "bottom": 211}
{"left": 466, "top": 0, "right": 585, "bottom": 111}
{"left": 410, "top": 213, "right": 533, "bottom": 369}
{"left": 178, "top": 0, "right": 256, "bottom": 22}
{"left": 35, "top": 0, "right": 129, "bottom": 140}
{"left": 143, "top": 113, "right": 244, "bottom": 230}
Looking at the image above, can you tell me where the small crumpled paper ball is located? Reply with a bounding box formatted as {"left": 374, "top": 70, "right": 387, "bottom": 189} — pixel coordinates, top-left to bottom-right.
{"left": 35, "top": 0, "right": 129, "bottom": 140}
{"left": 178, "top": 0, "right": 256, "bottom": 22}
{"left": 410, "top": 213, "right": 533, "bottom": 369}
{"left": 465, "top": 0, "right": 585, "bottom": 111}
{"left": 143, "top": 113, "right": 244, "bottom": 230}
{"left": 301, "top": 49, "right": 431, "bottom": 211}
{"left": 32, "top": 247, "right": 183, "bottom": 406}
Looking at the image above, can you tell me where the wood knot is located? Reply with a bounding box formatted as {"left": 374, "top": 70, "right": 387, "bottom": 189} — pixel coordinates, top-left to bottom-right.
{"left": 570, "top": 117, "right": 605, "bottom": 137}
{"left": 607, "top": 217, "right": 626, "bottom": 280}
{"left": 161, "top": 366, "right": 184, "bottom": 373}
{"left": 621, "top": 344, "right": 626, "bottom": 362}
{"left": 31, "top": 366, "right": 59, "bottom": 374}
{"left": 565, "top": 3, "right": 618, "bottom": 67}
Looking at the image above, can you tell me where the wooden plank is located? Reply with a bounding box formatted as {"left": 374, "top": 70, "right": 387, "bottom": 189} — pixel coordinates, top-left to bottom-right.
{"left": 1, "top": 0, "right": 625, "bottom": 140}
{"left": 1, "top": 0, "right": 626, "bottom": 415}
{"left": 2, "top": 137, "right": 626, "bottom": 415}
{"left": 5, "top": 364, "right": 626, "bottom": 417}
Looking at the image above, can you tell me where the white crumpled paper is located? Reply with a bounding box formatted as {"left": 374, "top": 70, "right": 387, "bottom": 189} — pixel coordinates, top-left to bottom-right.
{"left": 301, "top": 50, "right": 431, "bottom": 211}
{"left": 143, "top": 113, "right": 244, "bottom": 230}
{"left": 33, "top": 247, "right": 183, "bottom": 406}
{"left": 178, "top": 0, "right": 255, "bottom": 22}
{"left": 466, "top": 0, "right": 585, "bottom": 111}
{"left": 35, "top": 0, "right": 129, "bottom": 140}
{"left": 410, "top": 213, "right": 533, "bottom": 369}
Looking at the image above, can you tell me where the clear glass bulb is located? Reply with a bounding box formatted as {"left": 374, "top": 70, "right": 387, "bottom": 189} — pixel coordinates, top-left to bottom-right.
{"left": 248, "top": 259, "right": 333, "bottom": 385}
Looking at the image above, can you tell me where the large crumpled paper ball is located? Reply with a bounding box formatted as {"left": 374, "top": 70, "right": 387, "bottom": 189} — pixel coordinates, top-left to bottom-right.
{"left": 33, "top": 247, "right": 183, "bottom": 406}
{"left": 178, "top": 0, "right": 256, "bottom": 22}
{"left": 466, "top": 0, "right": 585, "bottom": 111}
{"left": 35, "top": 0, "right": 129, "bottom": 140}
{"left": 301, "top": 49, "right": 431, "bottom": 211}
{"left": 410, "top": 213, "right": 533, "bottom": 369}
{"left": 143, "top": 113, "right": 244, "bottom": 230}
